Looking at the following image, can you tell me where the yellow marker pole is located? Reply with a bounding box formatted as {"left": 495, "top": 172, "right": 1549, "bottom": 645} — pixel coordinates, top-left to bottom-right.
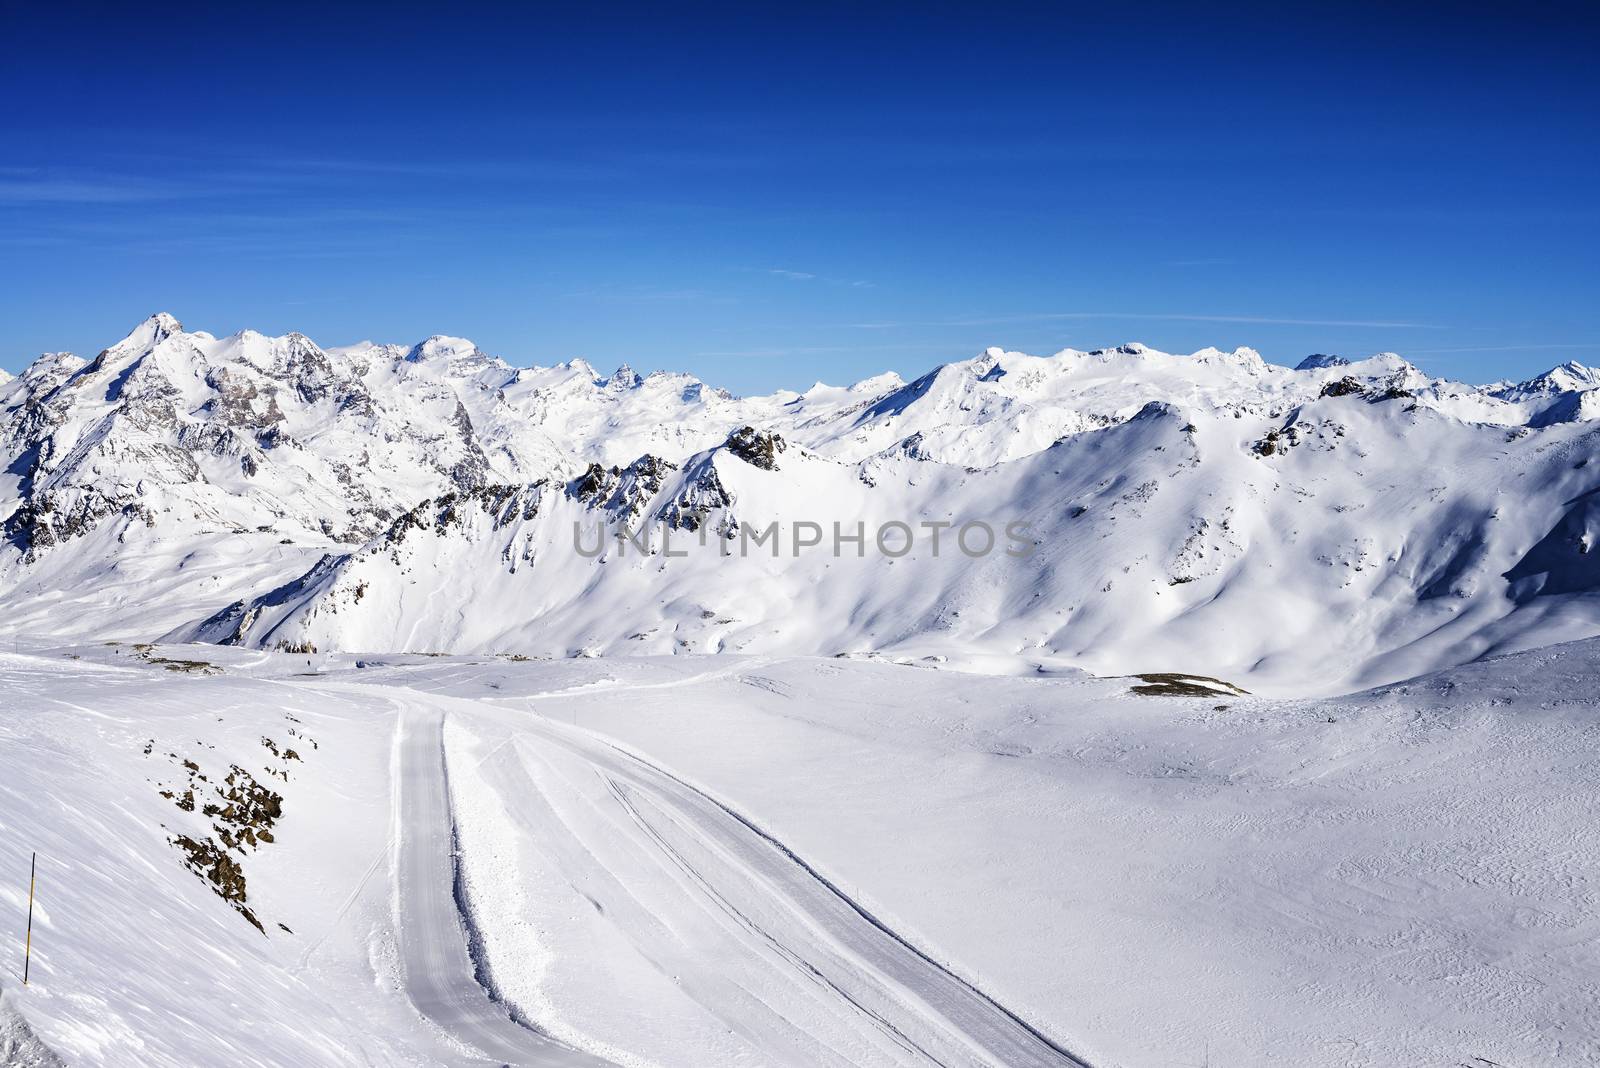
{"left": 23, "top": 852, "right": 35, "bottom": 985}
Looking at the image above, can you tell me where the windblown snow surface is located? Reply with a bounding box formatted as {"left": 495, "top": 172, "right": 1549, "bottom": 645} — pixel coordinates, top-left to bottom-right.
{"left": 2, "top": 317, "right": 1599, "bottom": 1065}
{"left": 0, "top": 641, "right": 1595, "bottom": 1066}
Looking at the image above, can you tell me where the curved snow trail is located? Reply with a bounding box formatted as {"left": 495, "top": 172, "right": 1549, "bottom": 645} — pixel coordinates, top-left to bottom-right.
{"left": 431, "top": 687, "right": 1092, "bottom": 1068}
{"left": 393, "top": 704, "right": 616, "bottom": 1067}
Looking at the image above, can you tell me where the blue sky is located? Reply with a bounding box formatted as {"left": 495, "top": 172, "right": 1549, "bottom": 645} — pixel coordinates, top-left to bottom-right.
{"left": 2, "top": 2, "right": 1597, "bottom": 393}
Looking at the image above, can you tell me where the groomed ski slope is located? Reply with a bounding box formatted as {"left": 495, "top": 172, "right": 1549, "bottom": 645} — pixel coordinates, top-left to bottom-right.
{"left": 414, "top": 685, "right": 1087, "bottom": 1068}
{"left": 382, "top": 690, "right": 1082, "bottom": 1068}
{"left": 1, "top": 641, "right": 1596, "bottom": 1065}
{"left": 392, "top": 704, "right": 613, "bottom": 1067}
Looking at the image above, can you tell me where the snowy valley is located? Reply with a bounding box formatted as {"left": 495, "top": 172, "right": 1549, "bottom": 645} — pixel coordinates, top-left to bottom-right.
{"left": 0, "top": 640, "right": 1595, "bottom": 1066}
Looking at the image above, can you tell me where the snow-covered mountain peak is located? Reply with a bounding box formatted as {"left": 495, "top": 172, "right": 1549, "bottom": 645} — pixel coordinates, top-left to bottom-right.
{"left": 6, "top": 351, "right": 84, "bottom": 393}
{"left": 561, "top": 357, "right": 601, "bottom": 381}
{"left": 123, "top": 311, "right": 183, "bottom": 347}
{"left": 83, "top": 312, "right": 185, "bottom": 373}
{"left": 1340, "top": 352, "right": 1423, "bottom": 381}
{"left": 605, "top": 364, "right": 644, "bottom": 389}
{"left": 397, "top": 335, "right": 521, "bottom": 384}
{"left": 1078, "top": 342, "right": 1148, "bottom": 360}
{"left": 1191, "top": 345, "right": 1267, "bottom": 371}
{"left": 7, "top": 314, "right": 1600, "bottom": 694}
{"left": 1497, "top": 359, "right": 1600, "bottom": 399}
{"left": 856, "top": 370, "right": 906, "bottom": 392}
{"left": 405, "top": 334, "right": 481, "bottom": 363}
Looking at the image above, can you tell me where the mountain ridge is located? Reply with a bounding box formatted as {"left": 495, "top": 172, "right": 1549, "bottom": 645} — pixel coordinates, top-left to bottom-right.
{"left": 3, "top": 314, "right": 1598, "bottom": 695}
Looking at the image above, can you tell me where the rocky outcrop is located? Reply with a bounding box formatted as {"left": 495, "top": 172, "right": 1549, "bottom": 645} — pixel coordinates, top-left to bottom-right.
{"left": 724, "top": 426, "right": 786, "bottom": 470}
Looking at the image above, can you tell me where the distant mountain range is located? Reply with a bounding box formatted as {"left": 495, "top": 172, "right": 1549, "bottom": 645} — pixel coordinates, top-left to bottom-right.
{"left": 4, "top": 314, "right": 1597, "bottom": 694}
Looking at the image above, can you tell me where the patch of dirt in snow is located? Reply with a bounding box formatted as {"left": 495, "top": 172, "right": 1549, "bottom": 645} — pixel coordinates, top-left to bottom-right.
{"left": 131, "top": 643, "right": 221, "bottom": 675}
{"left": 1126, "top": 672, "right": 1251, "bottom": 697}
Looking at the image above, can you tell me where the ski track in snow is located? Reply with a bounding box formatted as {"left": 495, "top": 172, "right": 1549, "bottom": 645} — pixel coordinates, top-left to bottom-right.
{"left": 378, "top": 680, "right": 1088, "bottom": 1068}
{"left": 393, "top": 703, "right": 615, "bottom": 1066}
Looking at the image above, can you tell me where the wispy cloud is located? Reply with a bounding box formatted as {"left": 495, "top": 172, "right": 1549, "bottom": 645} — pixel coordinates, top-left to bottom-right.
{"left": 559, "top": 282, "right": 737, "bottom": 304}
{"left": 764, "top": 267, "right": 874, "bottom": 288}
{"left": 1406, "top": 343, "right": 1596, "bottom": 354}
{"left": 695, "top": 342, "right": 939, "bottom": 358}
{"left": 0, "top": 175, "right": 184, "bottom": 204}
{"left": 0, "top": 153, "right": 656, "bottom": 208}
{"left": 849, "top": 311, "right": 1442, "bottom": 329}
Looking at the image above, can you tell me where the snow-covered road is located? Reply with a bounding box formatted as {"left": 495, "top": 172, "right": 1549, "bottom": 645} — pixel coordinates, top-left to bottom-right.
{"left": 386, "top": 682, "right": 1088, "bottom": 1067}
{"left": 393, "top": 704, "right": 615, "bottom": 1066}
